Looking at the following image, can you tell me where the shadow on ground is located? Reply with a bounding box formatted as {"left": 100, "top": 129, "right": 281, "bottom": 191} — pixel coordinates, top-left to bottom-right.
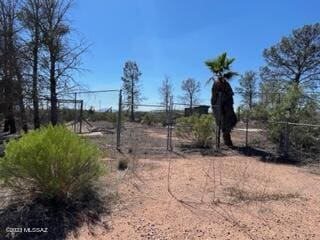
{"left": 0, "top": 188, "right": 113, "bottom": 240}
{"left": 179, "top": 144, "right": 225, "bottom": 157}
{"left": 232, "top": 146, "right": 300, "bottom": 165}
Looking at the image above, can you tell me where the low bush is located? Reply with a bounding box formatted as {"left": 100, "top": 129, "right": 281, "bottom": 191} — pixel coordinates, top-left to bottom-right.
{"left": 0, "top": 125, "right": 104, "bottom": 202}
{"left": 176, "top": 114, "right": 215, "bottom": 148}
{"left": 141, "top": 112, "right": 156, "bottom": 125}
{"left": 59, "top": 108, "right": 77, "bottom": 122}
{"left": 117, "top": 158, "right": 129, "bottom": 171}
{"left": 86, "top": 111, "right": 118, "bottom": 123}
{"left": 141, "top": 112, "right": 168, "bottom": 126}
{"left": 267, "top": 85, "right": 320, "bottom": 161}
{"left": 250, "top": 104, "right": 270, "bottom": 121}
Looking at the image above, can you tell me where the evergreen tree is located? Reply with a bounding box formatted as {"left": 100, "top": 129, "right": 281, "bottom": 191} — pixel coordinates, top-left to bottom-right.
{"left": 121, "top": 61, "right": 142, "bottom": 122}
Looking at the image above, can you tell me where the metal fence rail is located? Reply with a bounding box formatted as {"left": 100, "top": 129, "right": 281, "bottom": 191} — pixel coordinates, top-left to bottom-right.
{"left": 1, "top": 88, "right": 319, "bottom": 163}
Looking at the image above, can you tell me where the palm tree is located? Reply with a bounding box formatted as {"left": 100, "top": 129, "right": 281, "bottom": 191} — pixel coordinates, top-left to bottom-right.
{"left": 205, "top": 52, "right": 238, "bottom": 147}
{"left": 205, "top": 52, "right": 238, "bottom": 83}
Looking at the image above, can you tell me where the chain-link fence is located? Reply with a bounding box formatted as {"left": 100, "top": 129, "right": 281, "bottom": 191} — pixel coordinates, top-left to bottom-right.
{"left": 63, "top": 90, "right": 121, "bottom": 152}
{"left": 1, "top": 88, "right": 319, "bottom": 163}
{"left": 119, "top": 102, "right": 170, "bottom": 156}
{"left": 0, "top": 97, "right": 83, "bottom": 132}
{"left": 116, "top": 97, "right": 214, "bottom": 154}
{"left": 115, "top": 90, "right": 319, "bottom": 163}
{"left": 231, "top": 90, "right": 320, "bottom": 163}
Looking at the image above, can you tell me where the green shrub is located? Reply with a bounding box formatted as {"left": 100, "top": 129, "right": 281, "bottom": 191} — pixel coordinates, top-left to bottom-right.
{"left": 158, "top": 112, "right": 169, "bottom": 126}
{"left": 140, "top": 112, "right": 168, "bottom": 126}
{"left": 176, "top": 115, "right": 215, "bottom": 148}
{"left": 84, "top": 111, "right": 119, "bottom": 128}
{"left": 104, "top": 112, "right": 118, "bottom": 126}
{"left": 267, "top": 85, "right": 320, "bottom": 161}
{"left": 59, "top": 108, "right": 76, "bottom": 123}
{"left": 175, "top": 116, "right": 195, "bottom": 139}
{"left": 141, "top": 112, "right": 156, "bottom": 126}
{"left": 86, "top": 111, "right": 117, "bottom": 122}
{"left": 250, "top": 104, "right": 270, "bottom": 121}
{"left": 0, "top": 125, "right": 104, "bottom": 201}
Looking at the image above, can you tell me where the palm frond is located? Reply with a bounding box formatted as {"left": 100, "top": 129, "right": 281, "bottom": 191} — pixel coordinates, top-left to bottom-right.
{"left": 205, "top": 76, "right": 215, "bottom": 85}
{"left": 227, "top": 58, "right": 235, "bottom": 65}
{"left": 223, "top": 71, "right": 239, "bottom": 80}
{"left": 205, "top": 52, "right": 237, "bottom": 81}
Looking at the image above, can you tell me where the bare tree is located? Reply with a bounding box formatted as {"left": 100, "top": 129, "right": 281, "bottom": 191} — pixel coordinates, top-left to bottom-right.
{"left": 159, "top": 75, "right": 173, "bottom": 113}
{"left": 0, "top": 0, "right": 27, "bottom": 133}
{"left": 121, "top": 61, "right": 142, "bottom": 122}
{"left": 41, "top": 0, "right": 86, "bottom": 125}
{"left": 236, "top": 71, "right": 258, "bottom": 110}
{"left": 19, "top": 0, "right": 43, "bottom": 129}
{"left": 0, "top": 0, "right": 86, "bottom": 130}
{"left": 181, "top": 78, "right": 201, "bottom": 111}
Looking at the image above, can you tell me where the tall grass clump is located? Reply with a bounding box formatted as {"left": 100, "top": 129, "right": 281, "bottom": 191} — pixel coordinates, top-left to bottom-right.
{"left": 0, "top": 125, "right": 104, "bottom": 202}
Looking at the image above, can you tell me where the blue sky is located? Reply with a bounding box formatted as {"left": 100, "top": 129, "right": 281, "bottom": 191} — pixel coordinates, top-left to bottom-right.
{"left": 70, "top": 0, "right": 320, "bottom": 108}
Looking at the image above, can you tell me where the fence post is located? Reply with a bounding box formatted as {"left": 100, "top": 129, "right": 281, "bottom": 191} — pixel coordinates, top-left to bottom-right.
{"left": 284, "top": 121, "right": 289, "bottom": 158}
{"left": 167, "top": 96, "right": 173, "bottom": 151}
{"left": 74, "top": 92, "right": 77, "bottom": 133}
{"left": 245, "top": 109, "right": 249, "bottom": 148}
{"left": 79, "top": 100, "right": 83, "bottom": 134}
{"left": 116, "top": 90, "right": 122, "bottom": 150}
{"left": 166, "top": 104, "right": 170, "bottom": 151}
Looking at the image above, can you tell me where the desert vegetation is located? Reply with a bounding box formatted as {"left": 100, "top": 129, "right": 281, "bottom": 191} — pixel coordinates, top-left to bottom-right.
{"left": 0, "top": 125, "right": 111, "bottom": 239}
{"left": 0, "top": 0, "right": 319, "bottom": 238}
{"left": 176, "top": 115, "right": 215, "bottom": 148}
{"left": 0, "top": 125, "right": 103, "bottom": 201}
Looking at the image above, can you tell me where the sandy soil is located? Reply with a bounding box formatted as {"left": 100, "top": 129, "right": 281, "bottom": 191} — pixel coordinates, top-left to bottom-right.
{"left": 69, "top": 152, "right": 320, "bottom": 240}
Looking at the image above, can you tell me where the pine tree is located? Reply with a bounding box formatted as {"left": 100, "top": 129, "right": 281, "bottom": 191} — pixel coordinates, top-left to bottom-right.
{"left": 121, "top": 61, "right": 142, "bottom": 122}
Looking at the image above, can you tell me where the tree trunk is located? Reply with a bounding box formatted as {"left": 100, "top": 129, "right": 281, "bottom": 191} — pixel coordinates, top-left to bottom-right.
{"left": 130, "top": 76, "right": 134, "bottom": 122}
{"left": 190, "top": 96, "right": 193, "bottom": 115}
{"left": 4, "top": 105, "right": 16, "bottom": 134}
{"left": 32, "top": 30, "right": 40, "bottom": 129}
{"left": 165, "top": 92, "right": 168, "bottom": 114}
{"left": 15, "top": 67, "right": 28, "bottom": 132}
{"left": 18, "top": 95, "right": 27, "bottom": 132}
{"left": 50, "top": 53, "right": 58, "bottom": 125}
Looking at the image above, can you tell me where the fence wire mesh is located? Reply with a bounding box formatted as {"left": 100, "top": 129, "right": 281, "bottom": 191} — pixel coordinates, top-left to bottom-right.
{"left": 1, "top": 89, "right": 319, "bottom": 163}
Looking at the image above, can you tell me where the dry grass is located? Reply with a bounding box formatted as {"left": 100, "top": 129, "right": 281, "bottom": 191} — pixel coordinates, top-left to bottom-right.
{"left": 93, "top": 153, "right": 320, "bottom": 240}
{"left": 304, "top": 163, "right": 320, "bottom": 175}
{"left": 224, "top": 187, "right": 300, "bottom": 203}
{"left": 33, "top": 122, "right": 317, "bottom": 239}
